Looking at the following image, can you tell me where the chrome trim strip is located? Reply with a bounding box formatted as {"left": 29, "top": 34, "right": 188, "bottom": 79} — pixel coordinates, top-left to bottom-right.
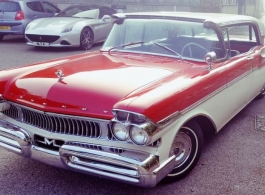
{"left": 157, "top": 111, "right": 181, "bottom": 128}
{"left": 67, "top": 162, "right": 140, "bottom": 183}
{"left": 158, "top": 67, "right": 254, "bottom": 125}
{"left": 181, "top": 69, "right": 252, "bottom": 115}
{"left": 0, "top": 141, "right": 21, "bottom": 153}
{"left": 0, "top": 135, "right": 20, "bottom": 148}
{"left": 31, "top": 145, "right": 59, "bottom": 156}
{"left": 226, "top": 69, "right": 252, "bottom": 87}
{"left": 60, "top": 144, "right": 150, "bottom": 165}
{"left": 0, "top": 126, "right": 30, "bottom": 146}
{"left": 181, "top": 85, "right": 227, "bottom": 115}
{"left": 70, "top": 156, "right": 140, "bottom": 177}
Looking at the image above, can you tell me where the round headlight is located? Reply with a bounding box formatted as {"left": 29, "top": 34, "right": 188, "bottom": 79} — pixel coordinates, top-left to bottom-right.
{"left": 130, "top": 125, "right": 149, "bottom": 145}
{"left": 112, "top": 122, "right": 129, "bottom": 141}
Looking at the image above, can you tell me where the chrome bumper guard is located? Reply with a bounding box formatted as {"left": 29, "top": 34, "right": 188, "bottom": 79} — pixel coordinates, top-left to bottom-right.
{"left": 0, "top": 119, "right": 176, "bottom": 187}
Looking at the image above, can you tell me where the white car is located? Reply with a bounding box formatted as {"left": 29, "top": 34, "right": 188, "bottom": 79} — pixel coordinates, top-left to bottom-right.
{"left": 25, "top": 5, "right": 116, "bottom": 50}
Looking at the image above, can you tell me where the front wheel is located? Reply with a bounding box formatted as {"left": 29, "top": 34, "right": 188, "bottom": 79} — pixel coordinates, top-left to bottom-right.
{"left": 79, "top": 27, "right": 94, "bottom": 50}
{"left": 163, "top": 121, "right": 204, "bottom": 182}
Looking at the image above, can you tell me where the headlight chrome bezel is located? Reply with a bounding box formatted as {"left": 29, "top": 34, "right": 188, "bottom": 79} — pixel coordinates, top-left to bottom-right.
{"left": 111, "top": 109, "right": 158, "bottom": 145}
{"left": 112, "top": 121, "right": 129, "bottom": 141}
{"left": 129, "top": 124, "right": 150, "bottom": 145}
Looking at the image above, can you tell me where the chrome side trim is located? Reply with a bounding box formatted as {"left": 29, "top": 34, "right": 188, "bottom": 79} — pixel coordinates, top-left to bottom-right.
{"left": 226, "top": 69, "right": 252, "bottom": 87}
{"left": 180, "top": 69, "right": 252, "bottom": 115}
{"left": 181, "top": 85, "right": 227, "bottom": 115}
{"left": 157, "top": 111, "right": 181, "bottom": 128}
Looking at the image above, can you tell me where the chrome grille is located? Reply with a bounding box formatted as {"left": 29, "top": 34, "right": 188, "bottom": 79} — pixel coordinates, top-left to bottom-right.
{"left": 1, "top": 103, "right": 19, "bottom": 119}
{"left": 1, "top": 103, "right": 101, "bottom": 138}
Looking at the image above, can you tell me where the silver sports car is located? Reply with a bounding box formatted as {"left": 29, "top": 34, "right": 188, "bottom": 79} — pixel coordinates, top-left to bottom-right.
{"left": 25, "top": 5, "right": 117, "bottom": 50}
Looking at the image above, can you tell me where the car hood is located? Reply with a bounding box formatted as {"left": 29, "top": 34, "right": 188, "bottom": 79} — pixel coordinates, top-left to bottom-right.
{"left": 28, "top": 17, "right": 86, "bottom": 32}
{"left": 1, "top": 53, "right": 177, "bottom": 119}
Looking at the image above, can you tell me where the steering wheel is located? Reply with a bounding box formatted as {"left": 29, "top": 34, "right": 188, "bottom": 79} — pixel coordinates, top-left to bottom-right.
{"left": 181, "top": 42, "right": 209, "bottom": 58}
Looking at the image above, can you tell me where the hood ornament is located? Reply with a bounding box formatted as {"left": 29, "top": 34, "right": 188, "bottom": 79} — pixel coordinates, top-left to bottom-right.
{"left": 55, "top": 70, "right": 64, "bottom": 80}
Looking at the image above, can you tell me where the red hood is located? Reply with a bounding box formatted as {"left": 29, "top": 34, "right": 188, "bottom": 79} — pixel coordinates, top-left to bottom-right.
{"left": 0, "top": 52, "right": 207, "bottom": 119}
{"left": 1, "top": 53, "right": 176, "bottom": 118}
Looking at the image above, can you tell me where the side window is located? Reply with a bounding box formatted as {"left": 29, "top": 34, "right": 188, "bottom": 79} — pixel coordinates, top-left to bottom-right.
{"left": 42, "top": 2, "right": 59, "bottom": 14}
{"left": 228, "top": 25, "right": 257, "bottom": 41}
{"left": 99, "top": 8, "right": 116, "bottom": 19}
{"left": 223, "top": 24, "right": 258, "bottom": 56}
{"left": 58, "top": 7, "right": 79, "bottom": 17}
{"left": 26, "top": 2, "right": 44, "bottom": 12}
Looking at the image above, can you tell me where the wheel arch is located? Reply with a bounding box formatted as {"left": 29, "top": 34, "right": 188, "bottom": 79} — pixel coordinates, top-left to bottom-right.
{"left": 182, "top": 114, "right": 217, "bottom": 141}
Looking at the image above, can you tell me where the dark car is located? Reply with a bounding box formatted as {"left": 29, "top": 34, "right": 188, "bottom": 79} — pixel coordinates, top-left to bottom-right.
{"left": 0, "top": 0, "right": 60, "bottom": 41}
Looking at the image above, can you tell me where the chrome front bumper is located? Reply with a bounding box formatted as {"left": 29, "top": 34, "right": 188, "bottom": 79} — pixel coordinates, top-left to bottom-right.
{"left": 0, "top": 118, "right": 176, "bottom": 187}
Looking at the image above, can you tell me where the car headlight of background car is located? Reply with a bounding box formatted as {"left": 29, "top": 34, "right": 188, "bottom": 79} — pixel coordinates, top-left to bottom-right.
{"left": 61, "top": 24, "right": 74, "bottom": 33}
{"left": 111, "top": 109, "right": 157, "bottom": 145}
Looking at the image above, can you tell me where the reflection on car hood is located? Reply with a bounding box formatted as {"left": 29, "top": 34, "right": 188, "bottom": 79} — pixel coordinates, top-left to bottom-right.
{"left": 0, "top": 53, "right": 175, "bottom": 119}
{"left": 29, "top": 17, "right": 87, "bottom": 31}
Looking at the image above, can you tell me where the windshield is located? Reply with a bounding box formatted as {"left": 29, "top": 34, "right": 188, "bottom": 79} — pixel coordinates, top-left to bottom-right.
{"left": 56, "top": 6, "right": 98, "bottom": 18}
{"left": 102, "top": 18, "right": 225, "bottom": 61}
{"left": 0, "top": 2, "right": 20, "bottom": 12}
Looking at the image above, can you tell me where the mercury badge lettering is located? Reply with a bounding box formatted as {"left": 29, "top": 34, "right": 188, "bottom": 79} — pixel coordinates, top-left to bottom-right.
{"left": 1, "top": 12, "right": 265, "bottom": 187}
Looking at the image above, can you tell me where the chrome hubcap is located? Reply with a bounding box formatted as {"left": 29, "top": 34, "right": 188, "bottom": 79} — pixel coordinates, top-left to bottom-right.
{"left": 171, "top": 131, "right": 192, "bottom": 168}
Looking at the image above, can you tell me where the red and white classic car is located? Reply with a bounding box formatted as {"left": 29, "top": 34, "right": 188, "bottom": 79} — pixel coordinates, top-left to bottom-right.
{"left": 0, "top": 12, "right": 265, "bottom": 187}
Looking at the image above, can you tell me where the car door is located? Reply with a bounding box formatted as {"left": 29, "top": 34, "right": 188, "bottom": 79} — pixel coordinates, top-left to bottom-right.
{"left": 221, "top": 25, "right": 255, "bottom": 116}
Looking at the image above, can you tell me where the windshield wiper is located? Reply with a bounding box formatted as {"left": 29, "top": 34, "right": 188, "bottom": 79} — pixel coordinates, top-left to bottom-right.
{"left": 153, "top": 41, "right": 183, "bottom": 60}
{"left": 108, "top": 41, "right": 145, "bottom": 53}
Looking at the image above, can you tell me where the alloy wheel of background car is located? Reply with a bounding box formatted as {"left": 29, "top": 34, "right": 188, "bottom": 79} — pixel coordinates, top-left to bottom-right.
{"left": 164, "top": 121, "right": 204, "bottom": 182}
{"left": 80, "top": 27, "right": 94, "bottom": 50}
{"left": 256, "top": 83, "right": 265, "bottom": 99}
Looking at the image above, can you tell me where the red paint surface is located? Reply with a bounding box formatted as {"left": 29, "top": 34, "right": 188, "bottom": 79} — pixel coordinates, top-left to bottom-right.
{"left": 0, "top": 48, "right": 263, "bottom": 122}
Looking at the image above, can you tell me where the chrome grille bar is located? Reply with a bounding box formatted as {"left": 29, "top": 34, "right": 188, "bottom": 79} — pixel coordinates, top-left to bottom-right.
{"left": 2, "top": 104, "right": 19, "bottom": 119}
{"left": 1, "top": 103, "right": 102, "bottom": 138}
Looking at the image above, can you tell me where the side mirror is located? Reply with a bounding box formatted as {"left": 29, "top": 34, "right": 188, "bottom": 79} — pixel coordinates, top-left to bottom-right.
{"left": 102, "top": 15, "right": 111, "bottom": 22}
{"left": 204, "top": 51, "right": 217, "bottom": 70}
